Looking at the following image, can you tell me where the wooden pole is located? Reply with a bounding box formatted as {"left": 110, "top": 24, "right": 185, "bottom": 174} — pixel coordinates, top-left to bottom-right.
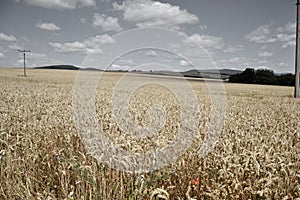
{"left": 18, "top": 49, "right": 30, "bottom": 77}
{"left": 23, "top": 52, "right": 26, "bottom": 76}
{"left": 295, "top": 0, "right": 300, "bottom": 97}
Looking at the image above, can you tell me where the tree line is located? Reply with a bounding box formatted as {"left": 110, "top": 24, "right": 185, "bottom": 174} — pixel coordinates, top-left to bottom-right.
{"left": 229, "top": 68, "right": 295, "bottom": 86}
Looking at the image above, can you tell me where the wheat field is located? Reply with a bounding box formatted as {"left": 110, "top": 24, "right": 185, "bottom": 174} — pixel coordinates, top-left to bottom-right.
{"left": 0, "top": 68, "right": 300, "bottom": 199}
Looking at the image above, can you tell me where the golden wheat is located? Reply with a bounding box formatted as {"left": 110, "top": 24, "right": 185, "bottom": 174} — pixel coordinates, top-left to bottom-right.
{"left": 0, "top": 68, "right": 299, "bottom": 199}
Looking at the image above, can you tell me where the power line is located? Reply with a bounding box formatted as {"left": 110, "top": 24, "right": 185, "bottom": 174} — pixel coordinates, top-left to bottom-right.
{"left": 18, "top": 49, "right": 30, "bottom": 77}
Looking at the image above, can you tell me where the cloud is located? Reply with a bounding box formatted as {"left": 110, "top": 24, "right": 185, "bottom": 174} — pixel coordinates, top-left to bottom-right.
{"left": 256, "top": 60, "right": 268, "bottom": 65}
{"left": 226, "top": 57, "right": 247, "bottom": 64}
{"left": 199, "top": 25, "right": 207, "bottom": 31}
{"left": 277, "top": 22, "right": 296, "bottom": 48}
{"left": 276, "top": 22, "right": 296, "bottom": 33}
{"left": 279, "top": 62, "right": 289, "bottom": 68}
{"left": 49, "top": 34, "right": 115, "bottom": 54}
{"left": 246, "top": 22, "right": 296, "bottom": 48}
{"left": 16, "top": 52, "right": 64, "bottom": 67}
{"left": 113, "top": 0, "right": 198, "bottom": 29}
{"left": 93, "top": 13, "right": 122, "bottom": 31}
{"left": 21, "top": 36, "right": 30, "bottom": 42}
{"left": 49, "top": 41, "right": 86, "bottom": 53}
{"left": 110, "top": 64, "right": 131, "bottom": 71}
{"left": 115, "top": 58, "right": 135, "bottom": 65}
{"left": 8, "top": 43, "right": 23, "bottom": 50}
{"left": 276, "top": 22, "right": 296, "bottom": 47}
{"left": 36, "top": 22, "right": 60, "bottom": 31}
{"left": 169, "top": 32, "right": 225, "bottom": 60}
{"left": 80, "top": 17, "right": 86, "bottom": 24}
{"left": 83, "top": 34, "right": 115, "bottom": 47}
{"left": 184, "top": 34, "right": 224, "bottom": 50}
{"left": 0, "top": 33, "right": 17, "bottom": 42}
{"left": 0, "top": 52, "right": 4, "bottom": 59}
{"left": 218, "top": 57, "right": 274, "bottom": 71}
{"left": 180, "top": 59, "right": 189, "bottom": 66}
{"left": 218, "top": 57, "right": 248, "bottom": 68}
{"left": 145, "top": 50, "right": 158, "bottom": 57}
{"left": 85, "top": 48, "right": 103, "bottom": 55}
{"left": 245, "top": 24, "right": 277, "bottom": 43}
{"left": 276, "top": 33, "right": 295, "bottom": 42}
{"left": 26, "top": 52, "right": 48, "bottom": 59}
{"left": 282, "top": 40, "right": 296, "bottom": 48}
{"left": 259, "top": 51, "right": 273, "bottom": 57}
{"left": 20, "top": 0, "right": 96, "bottom": 10}
{"left": 224, "top": 44, "right": 244, "bottom": 53}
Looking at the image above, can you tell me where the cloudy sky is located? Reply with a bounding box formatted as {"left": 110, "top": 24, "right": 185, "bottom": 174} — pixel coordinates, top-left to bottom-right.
{"left": 0, "top": 0, "right": 297, "bottom": 73}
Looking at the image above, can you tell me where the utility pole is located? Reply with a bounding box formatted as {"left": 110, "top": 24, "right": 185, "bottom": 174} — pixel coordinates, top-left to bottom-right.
{"left": 295, "top": 0, "right": 300, "bottom": 97}
{"left": 18, "top": 49, "right": 30, "bottom": 76}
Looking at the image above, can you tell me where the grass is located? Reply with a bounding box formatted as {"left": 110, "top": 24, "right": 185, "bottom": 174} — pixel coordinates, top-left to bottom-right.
{"left": 0, "top": 68, "right": 299, "bottom": 199}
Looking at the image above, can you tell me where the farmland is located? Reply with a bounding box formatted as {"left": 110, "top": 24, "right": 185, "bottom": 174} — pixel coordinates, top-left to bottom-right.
{"left": 0, "top": 68, "right": 300, "bottom": 199}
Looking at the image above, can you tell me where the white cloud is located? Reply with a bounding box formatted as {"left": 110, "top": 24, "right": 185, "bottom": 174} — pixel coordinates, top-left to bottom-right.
{"left": 0, "top": 33, "right": 17, "bottom": 42}
{"left": 276, "top": 22, "right": 296, "bottom": 33}
{"left": 83, "top": 34, "right": 115, "bottom": 47}
{"left": 26, "top": 52, "right": 48, "bottom": 59}
{"left": 16, "top": 52, "right": 64, "bottom": 67}
{"left": 8, "top": 43, "right": 23, "bottom": 50}
{"left": 279, "top": 62, "right": 289, "bottom": 67}
{"left": 277, "top": 22, "right": 296, "bottom": 48}
{"left": 110, "top": 64, "right": 131, "bottom": 71}
{"left": 0, "top": 52, "right": 4, "bottom": 59}
{"left": 227, "top": 57, "right": 247, "bottom": 64}
{"left": 256, "top": 60, "right": 267, "bottom": 65}
{"left": 145, "top": 50, "right": 158, "bottom": 57}
{"left": 21, "top": 0, "right": 96, "bottom": 10}
{"left": 224, "top": 44, "right": 244, "bottom": 53}
{"left": 171, "top": 32, "right": 225, "bottom": 59}
{"left": 246, "top": 22, "right": 296, "bottom": 48}
{"left": 93, "top": 13, "right": 122, "bottom": 31}
{"left": 199, "top": 25, "right": 207, "bottom": 31}
{"left": 115, "top": 58, "right": 135, "bottom": 65}
{"left": 245, "top": 24, "right": 277, "bottom": 43}
{"left": 276, "top": 33, "right": 295, "bottom": 42}
{"left": 85, "top": 48, "right": 103, "bottom": 55}
{"left": 254, "top": 66, "right": 271, "bottom": 71}
{"left": 80, "top": 17, "right": 86, "bottom": 24}
{"left": 21, "top": 36, "right": 30, "bottom": 42}
{"left": 49, "top": 41, "right": 86, "bottom": 53}
{"left": 180, "top": 59, "right": 189, "bottom": 66}
{"left": 259, "top": 51, "right": 273, "bottom": 57}
{"left": 185, "top": 34, "right": 224, "bottom": 50}
{"left": 49, "top": 34, "right": 115, "bottom": 54}
{"left": 282, "top": 40, "right": 296, "bottom": 48}
{"left": 36, "top": 22, "right": 60, "bottom": 31}
{"left": 218, "top": 57, "right": 248, "bottom": 68}
{"left": 113, "top": 0, "right": 198, "bottom": 29}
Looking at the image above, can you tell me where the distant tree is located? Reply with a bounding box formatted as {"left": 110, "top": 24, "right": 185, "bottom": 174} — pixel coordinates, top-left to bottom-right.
{"left": 254, "top": 69, "right": 277, "bottom": 85}
{"left": 228, "top": 68, "right": 295, "bottom": 86}
{"left": 229, "top": 68, "right": 254, "bottom": 83}
{"left": 242, "top": 68, "right": 255, "bottom": 83}
{"left": 276, "top": 73, "right": 295, "bottom": 86}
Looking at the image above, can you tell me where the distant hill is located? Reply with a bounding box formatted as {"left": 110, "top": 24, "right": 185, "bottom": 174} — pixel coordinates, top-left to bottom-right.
{"left": 35, "top": 65, "right": 80, "bottom": 70}
{"left": 81, "top": 67, "right": 102, "bottom": 71}
{"left": 34, "top": 65, "right": 105, "bottom": 71}
{"left": 181, "top": 68, "right": 242, "bottom": 80}
{"left": 34, "top": 65, "right": 243, "bottom": 80}
{"left": 184, "top": 69, "right": 242, "bottom": 75}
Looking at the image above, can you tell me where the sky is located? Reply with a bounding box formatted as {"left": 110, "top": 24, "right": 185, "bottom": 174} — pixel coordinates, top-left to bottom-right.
{"left": 0, "top": 0, "right": 297, "bottom": 73}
